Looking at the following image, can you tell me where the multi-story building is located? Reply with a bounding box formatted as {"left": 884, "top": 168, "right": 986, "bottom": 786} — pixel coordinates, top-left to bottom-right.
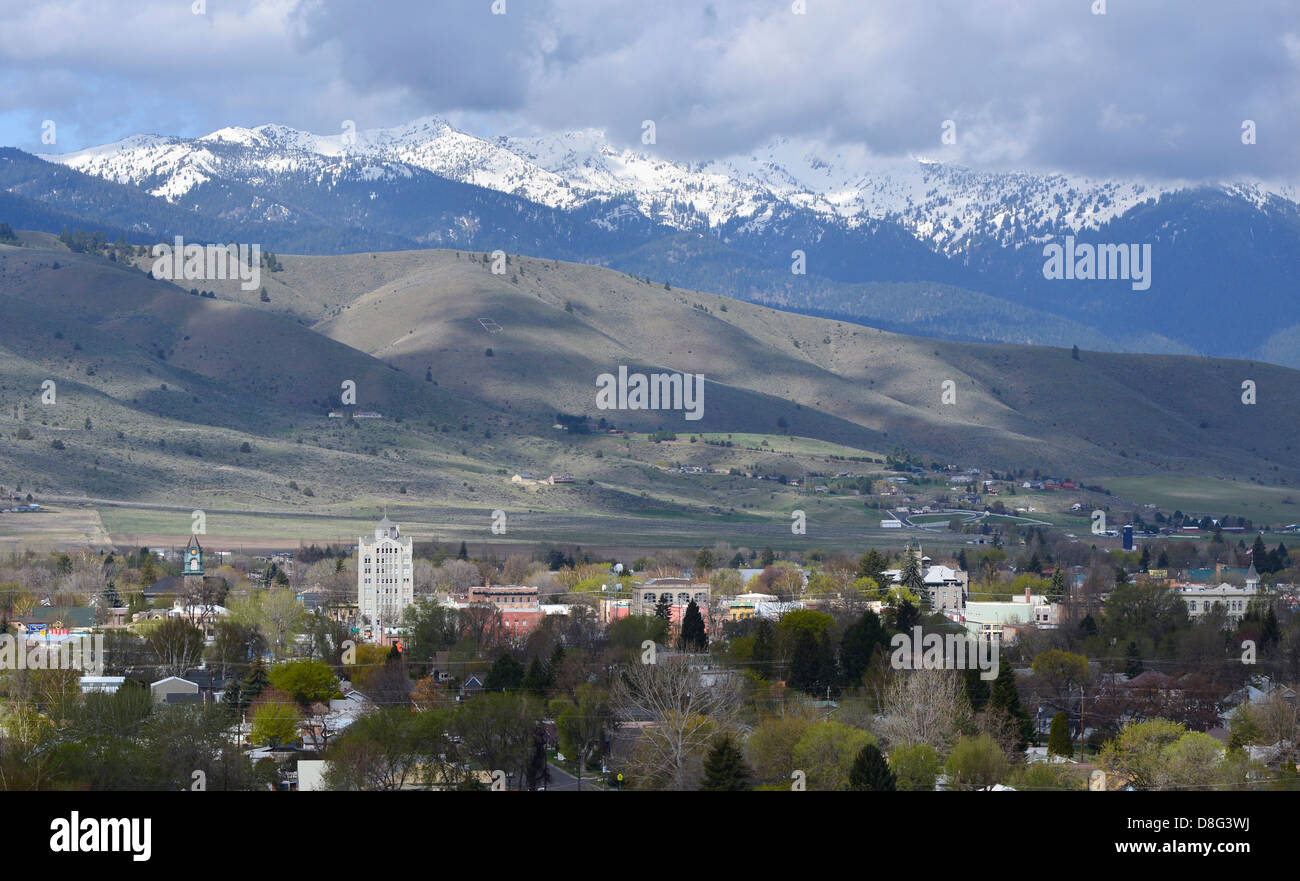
{"left": 1177, "top": 582, "right": 1263, "bottom": 627}
{"left": 357, "top": 517, "right": 413, "bottom": 641}
{"left": 631, "top": 577, "right": 710, "bottom": 627}
{"left": 466, "top": 585, "right": 545, "bottom": 637}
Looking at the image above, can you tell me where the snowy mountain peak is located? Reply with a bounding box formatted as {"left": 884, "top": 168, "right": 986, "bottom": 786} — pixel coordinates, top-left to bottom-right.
{"left": 37, "top": 116, "right": 1300, "bottom": 254}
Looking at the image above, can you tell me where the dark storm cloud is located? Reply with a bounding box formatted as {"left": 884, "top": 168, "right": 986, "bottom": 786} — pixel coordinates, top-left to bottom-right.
{"left": 1, "top": 0, "right": 1296, "bottom": 180}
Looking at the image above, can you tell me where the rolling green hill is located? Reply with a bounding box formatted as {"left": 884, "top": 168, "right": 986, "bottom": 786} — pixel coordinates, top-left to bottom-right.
{"left": 1, "top": 237, "right": 1297, "bottom": 548}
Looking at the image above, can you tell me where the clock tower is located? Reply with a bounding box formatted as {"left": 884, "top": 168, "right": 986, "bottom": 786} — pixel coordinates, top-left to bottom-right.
{"left": 184, "top": 534, "right": 204, "bottom": 576}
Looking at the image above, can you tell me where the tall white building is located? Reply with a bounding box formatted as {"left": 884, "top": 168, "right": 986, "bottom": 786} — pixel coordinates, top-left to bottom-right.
{"left": 357, "top": 517, "right": 413, "bottom": 641}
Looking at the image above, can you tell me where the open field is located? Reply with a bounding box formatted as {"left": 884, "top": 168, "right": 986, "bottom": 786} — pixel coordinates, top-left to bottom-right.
{"left": 0, "top": 505, "right": 111, "bottom": 550}
{"left": 82, "top": 498, "right": 981, "bottom": 555}
{"left": 1098, "top": 476, "right": 1300, "bottom": 525}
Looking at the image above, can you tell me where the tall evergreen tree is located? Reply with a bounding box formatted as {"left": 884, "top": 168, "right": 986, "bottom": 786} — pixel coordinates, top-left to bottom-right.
{"left": 760, "top": 546, "right": 776, "bottom": 567}
{"left": 1261, "top": 606, "right": 1281, "bottom": 648}
{"left": 789, "top": 629, "right": 834, "bottom": 696}
{"left": 963, "top": 667, "right": 991, "bottom": 713}
{"left": 526, "top": 722, "right": 550, "bottom": 791}
{"left": 701, "top": 734, "right": 753, "bottom": 791}
{"left": 222, "top": 679, "right": 244, "bottom": 715}
{"left": 840, "top": 610, "right": 885, "bottom": 688}
{"left": 457, "top": 541, "right": 469, "bottom": 561}
{"left": 857, "top": 549, "right": 888, "bottom": 584}
{"left": 547, "top": 643, "right": 567, "bottom": 681}
{"left": 1124, "top": 642, "right": 1144, "bottom": 678}
{"left": 1049, "top": 568, "right": 1067, "bottom": 601}
{"left": 752, "top": 618, "right": 775, "bottom": 680}
{"left": 522, "top": 657, "right": 551, "bottom": 695}
{"left": 1047, "top": 712, "right": 1072, "bottom": 757}
{"left": 989, "top": 663, "right": 1034, "bottom": 749}
{"left": 679, "top": 599, "right": 707, "bottom": 652}
{"left": 484, "top": 654, "right": 525, "bottom": 692}
{"left": 242, "top": 657, "right": 269, "bottom": 704}
{"left": 653, "top": 596, "right": 672, "bottom": 620}
{"left": 848, "top": 743, "right": 896, "bottom": 791}
{"left": 899, "top": 546, "right": 925, "bottom": 597}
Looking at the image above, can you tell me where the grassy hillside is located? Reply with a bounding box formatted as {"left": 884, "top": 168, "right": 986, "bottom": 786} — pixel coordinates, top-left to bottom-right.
{"left": 1, "top": 238, "right": 1297, "bottom": 549}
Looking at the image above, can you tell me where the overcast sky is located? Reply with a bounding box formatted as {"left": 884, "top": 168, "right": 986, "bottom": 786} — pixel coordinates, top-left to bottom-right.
{"left": 1, "top": 0, "right": 1297, "bottom": 180}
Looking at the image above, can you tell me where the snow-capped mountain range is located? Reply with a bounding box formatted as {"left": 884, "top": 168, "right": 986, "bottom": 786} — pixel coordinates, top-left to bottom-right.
{"left": 11, "top": 115, "right": 1300, "bottom": 368}
{"left": 41, "top": 115, "right": 1298, "bottom": 256}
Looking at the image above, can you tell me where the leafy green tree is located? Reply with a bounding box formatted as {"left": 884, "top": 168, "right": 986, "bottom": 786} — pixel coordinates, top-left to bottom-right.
{"left": 888, "top": 742, "right": 941, "bottom": 791}
{"left": 324, "top": 706, "right": 458, "bottom": 790}
{"left": 608, "top": 614, "right": 669, "bottom": 661}
{"left": 745, "top": 714, "right": 815, "bottom": 783}
{"left": 1008, "top": 761, "right": 1086, "bottom": 791}
{"left": 848, "top": 743, "right": 896, "bottom": 791}
{"left": 550, "top": 684, "right": 613, "bottom": 784}
{"left": 701, "top": 734, "right": 753, "bottom": 791}
{"left": 945, "top": 733, "right": 1009, "bottom": 790}
{"left": 268, "top": 659, "right": 339, "bottom": 707}
{"left": 1031, "top": 648, "right": 1091, "bottom": 714}
{"left": 1098, "top": 719, "right": 1186, "bottom": 790}
{"left": 249, "top": 689, "right": 302, "bottom": 748}
{"left": 792, "top": 722, "right": 874, "bottom": 790}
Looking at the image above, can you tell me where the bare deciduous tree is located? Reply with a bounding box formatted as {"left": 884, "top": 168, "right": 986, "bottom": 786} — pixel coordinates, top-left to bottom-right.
{"left": 876, "top": 668, "right": 970, "bottom": 752}
{"left": 613, "top": 655, "right": 741, "bottom": 790}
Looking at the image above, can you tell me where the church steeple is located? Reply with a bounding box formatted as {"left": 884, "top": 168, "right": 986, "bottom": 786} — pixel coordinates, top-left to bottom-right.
{"left": 184, "top": 534, "right": 204, "bottom": 576}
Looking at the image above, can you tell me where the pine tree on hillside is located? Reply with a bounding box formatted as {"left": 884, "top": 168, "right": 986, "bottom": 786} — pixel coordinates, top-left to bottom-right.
{"left": 848, "top": 744, "right": 896, "bottom": 791}
{"left": 457, "top": 541, "right": 469, "bottom": 561}
{"left": 701, "top": 734, "right": 753, "bottom": 791}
